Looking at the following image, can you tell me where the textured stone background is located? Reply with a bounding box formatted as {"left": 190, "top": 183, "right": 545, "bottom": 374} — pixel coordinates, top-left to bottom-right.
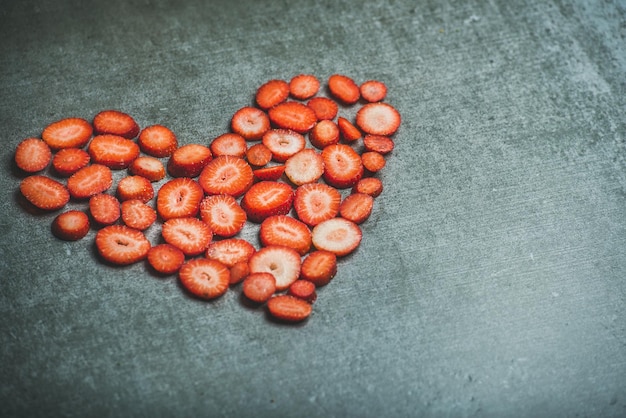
{"left": 1, "top": 0, "right": 625, "bottom": 417}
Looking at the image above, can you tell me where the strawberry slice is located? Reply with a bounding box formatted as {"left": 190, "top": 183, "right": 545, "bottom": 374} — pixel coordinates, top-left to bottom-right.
{"left": 359, "top": 80, "right": 387, "bottom": 102}
{"left": 355, "top": 102, "right": 401, "bottom": 136}
{"left": 284, "top": 148, "right": 324, "bottom": 186}
{"left": 311, "top": 217, "right": 362, "bottom": 257}
{"left": 95, "top": 225, "right": 151, "bottom": 265}
{"left": 67, "top": 164, "right": 113, "bottom": 199}
{"left": 293, "top": 183, "right": 341, "bottom": 226}
{"left": 41, "top": 117, "right": 93, "bottom": 150}
{"left": 129, "top": 156, "right": 166, "bottom": 182}
{"left": 246, "top": 143, "right": 273, "bottom": 167}
{"left": 299, "top": 250, "right": 337, "bottom": 287}
{"left": 167, "top": 143, "right": 212, "bottom": 178}
{"left": 253, "top": 165, "right": 285, "bottom": 182}
{"left": 121, "top": 199, "right": 157, "bottom": 231}
{"left": 248, "top": 245, "right": 301, "bottom": 291}
{"left": 328, "top": 74, "right": 360, "bottom": 104}
{"left": 198, "top": 155, "right": 254, "bottom": 197}
{"left": 363, "top": 134, "right": 394, "bottom": 155}
{"left": 147, "top": 244, "right": 185, "bottom": 275}
{"left": 89, "top": 193, "right": 121, "bottom": 226}
{"left": 256, "top": 79, "right": 290, "bottom": 110}
{"left": 262, "top": 129, "right": 306, "bottom": 162}
{"left": 93, "top": 110, "right": 140, "bottom": 139}
{"left": 289, "top": 74, "right": 320, "bottom": 100}
{"left": 337, "top": 117, "right": 362, "bottom": 142}
{"left": 267, "top": 295, "right": 312, "bottom": 322}
{"left": 288, "top": 279, "right": 317, "bottom": 303}
{"left": 309, "top": 120, "right": 340, "bottom": 149}
{"left": 307, "top": 97, "right": 338, "bottom": 121}
{"left": 51, "top": 210, "right": 90, "bottom": 241}
{"left": 242, "top": 272, "right": 277, "bottom": 303}
{"left": 241, "top": 181, "right": 294, "bottom": 223}
{"left": 210, "top": 133, "right": 247, "bottom": 158}
{"left": 88, "top": 135, "right": 140, "bottom": 169}
{"left": 199, "top": 194, "right": 247, "bottom": 237}
{"left": 178, "top": 258, "right": 230, "bottom": 300}
{"left": 229, "top": 260, "right": 250, "bottom": 285}
{"left": 339, "top": 192, "right": 374, "bottom": 224}
{"left": 352, "top": 177, "right": 383, "bottom": 198}
{"left": 259, "top": 215, "right": 312, "bottom": 256}
{"left": 205, "top": 238, "right": 256, "bottom": 268}
{"left": 361, "top": 151, "right": 386, "bottom": 173}
{"left": 52, "top": 148, "right": 90, "bottom": 176}
{"left": 268, "top": 102, "right": 317, "bottom": 134}
{"left": 138, "top": 124, "right": 178, "bottom": 157}
{"left": 14, "top": 138, "right": 52, "bottom": 173}
{"left": 162, "top": 217, "right": 213, "bottom": 256}
{"left": 231, "top": 107, "right": 270, "bottom": 141}
{"left": 116, "top": 175, "right": 154, "bottom": 203}
{"left": 321, "top": 144, "right": 363, "bottom": 189}
{"left": 156, "top": 177, "right": 204, "bottom": 220}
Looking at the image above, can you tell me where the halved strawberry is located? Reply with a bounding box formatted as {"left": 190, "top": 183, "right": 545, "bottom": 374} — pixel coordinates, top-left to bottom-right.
{"left": 167, "top": 143, "right": 212, "bottom": 178}
{"left": 328, "top": 74, "right": 360, "bottom": 104}
{"left": 121, "top": 199, "right": 157, "bottom": 230}
{"left": 95, "top": 225, "right": 151, "bottom": 265}
{"left": 321, "top": 144, "right": 363, "bottom": 189}
{"left": 162, "top": 217, "right": 213, "bottom": 256}
{"left": 138, "top": 124, "right": 178, "bottom": 157}
{"left": 352, "top": 177, "right": 383, "bottom": 198}
{"left": 231, "top": 107, "right": 270, "bottom": 141}
{"left": 89, "top": 193, "right": 121, "bottom": 226}
{"left": 300, "top": 250, "right": 337, "bottom": 287}
{"left": 307, "top": 97, "right": 338, "bottom": 120}
{"left": 361, "top": 151, "right": 386, "bottom": 173}
{"left": 246, "top": 143, "right": 273, "bottom": 167}
{"left": 129, "top": 156, "right": 166, "bottom": 182}
{"left": 355, "top": 102, "right": 401, "bottom": 136}
{"left": 309, "top": 120, "right": 340, "bottom": 149}
{"left": 363, "top": 134, "right": 394, "bottom": 155}
{"left": 67, "top": 164, "right": 113, "bottom": 199}
{"left": 259, "top": 215, "right": 312, "bottom": 256}
{"left": 268, "top": 102, "right": 317, "bottom": 134}
{"left": 88, "top": 135, "right": 140, "bottom": 169}
{"left": 229, "top": 260, "right": 250, "bottom": 285}
{"left": 14, "top": 138, "right": 52, "bottom": 173}
{"left": 289, "top": 74, "right": 320, "bottom": 100}
{"left": 116, "top": 175, "right": 154, "bottom": 203}
{"left": 178, "top": 258, "right": 230, "bottom": 300}
{"left": 311, "top": 217, "right": 362, "bottom": 256}
{"left": 147, "top": 244, "right": 185, "bottom": 275}
{"left": 210, "top": 133, "right": 247, "bottom": 158}
{"left": 339, "top": 192, "right": 374, "bottom": 224}
{"left": 293, "top": 183, "right": 341, "bottom": 226}
{"left": 156, "top": 177, "right": 204, "bottom": 220}
{"left": 359, "top": 80, "right": 387, "bottom": 102}
{"left": 93, "top": 110, "right": 140, "bottom": 139}
{"left": 253, "top": 165, "right": 285, "bottom": 182}
{"left": 262, "top": 129, "right": 306, "bottom": 162}
{"left": 199, "top": 194, "right": 247, "bottom": 237}
{"left": 337, "top": 117, "right": 362, "bottom": 142}
{"left": 284, "top": 149, "right": 324, "bottom": 186}
{"left": 41, "top": 117, "right": 93, "bottom": 150}
{"left": 248, "top": 245, "right": 301, "bottom": 291}
{"left": 242, "top": 272, "right": 277, "bottom": 303}
{"left": 288, "top": 279, "right": 317, "bottom": 303}
{"left": 205, "top": 238, "right": 256, "bottom": 268}
{"left": 198, "top": 155, "right": 253, "bottom": 197}
{"left": 256, "top": 79, "right": 290, "bottom": 110}
{"left": 267, "top": 295, "right": 312, "bottom": 322}
{"left": 241, "top": 181, "right": 294, "bottom": 223}
{"left": 51, "top": 210, "right": 90, "bottom": 241}
{"left": 52, "top": 148, "right": 90, "bottom": 176}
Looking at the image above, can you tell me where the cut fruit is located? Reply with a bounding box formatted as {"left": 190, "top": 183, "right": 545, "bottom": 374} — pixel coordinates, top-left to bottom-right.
{"left": 19, "top": 175, "right": 69, "bottom": 211}
{"left": 156, "top": 177, "right": 204, "bottom": 220}
{"left": 15, "top": 138, "right": 52, "bottom": 173}
{"left": 328, "top": 74, "right": 360, "bottom": 104}
{"left": 284, "top": 149, "right": 324, "bottom": 186}
{"left": 199, "top": 194, "right": 247, "bottom": 237}
{"left": 355, "top": 102, "right": 401, "bottom": 136}
{"left": 339, "top": 192, "right": 374, "bottom": 224}
{"left": 95, "top": 225, "right": 151, "bottom": 265}
{"left": 268, "top": 102, "right": 317, "bottom": 134}
{"left": 89, "top": 193, "right": 121, "bottom": 226}
{"left": 253, "top": 165, "right": 285, "bottom": 182}
{"left": 242, "top": 272, "right": 277, "bottom": 303}
{"left": 116, "top": 175, "right": 154, "bottom": 203}
{"left": 352, "top": 177, "right": 383, "bottom": 198}
{"left": 231, "top": 107, "right": 270, "bottom": 141}
{"left": 162, "top": 217, "right": 213, "bottom": 256}
{"left": 288, "top": 279, "right": 317, "bottom": 303}
{"left": 256, "top": 79, "right": 290, "bottom": 110}
{"left": 267, "top": 295, "right": 312, "bottom": 322}
{"left": 42, "top": 117, "right": 93, "bottom": 150}
{"left": 51, "top": 210, "right": 90, "bottom": 241}
{"left": 246, "top": 143, "right": 273, "bottom": 167}
{"left": 93, "top": 110, "right": 140, "bottom": 139}
{"left": 167, "top": 143, "right": 212, "bottom": 178}
{"left": 205, "top": 238, "right": 256, "bottom": 268}
{"left": 337, "top": 117, "right": 362, "bottom": 142}
{"left": 259, "top": 215, "right": 312, "bottom": 256}
{"left": 321, "top": 143, "right": 363, "bottom": 189}
{"left": 359, "top": 80, "right": 387, "bottom": 102}
{"left": 248, "top": 245, "right": 302, "bottom": 291}
{"left": 262, "top": 129, "right": 306, "bottom": 163}
{"left": 293, "top": 182, "right": 341, "bottom": 227}
{"left": 289, "top": 74, "right": 320, "bottom": 100}
{"left": 311, "top": 217, "right": 362, "bottom": 256}
{"left": 210, "top": 133, "right": 247, "bottom": 158}
{"left": 363, "top": 134, "right": 394, "bottom": 155}
{"left": 121, "top": 199, "right": 157, "bottom": 231}
{"left": 147, "top": 244, "right": 185, "bottom": 275}
{"left": 129, "top": 156, "right": 166, "bottom": 182}
{"left": 241, "top": 181, "right": 294, "bottom": 223}
{"left": 178, "top": 258, "right": 230, "bottom": 300}
{"left": 52, "top": 148, "right": 90, "bottom": 176}
{"left": 88, "top": 134, "right": 140, "bottom": 169}
{"left": 309, "top": 120, "right": 340, "bottom": 149}
{"left": 361, "top": 151, "right": 386, "bottom": 173}
{"left": 197, "top": 155, "right": 253, "bottom": 197}
{"left": 300, "top": 250, "right": 337, "bottom": 287}
{"left": 138, "top": 124, "right": 178, "bottom": 157}
{"left": 307, "top": 97, "right": 338, "bottom": 121}
{"left": 67, "top": 164, "right": 113, "bottom": 199}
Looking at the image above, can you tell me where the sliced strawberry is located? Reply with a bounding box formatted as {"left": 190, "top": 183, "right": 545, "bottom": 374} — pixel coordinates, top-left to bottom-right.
{"left": 352, "top": 177, "right": 383, "bottom": 198}
{"left": 14, "top": 138, "right": 52, "bottom": 173}
{"left": 268, "top": 102, "right": 317, "bottom": 134}
{"left": 284, "top": 149, "right": 324, "bottom": 186}
{"left": 355, "top": 102, "right": 401, "bottom": 136}
{"left": 309, "top": 120, "right": 340, "bottom": 149}
{"left": 248, "top": 245, "right": 301, "bottom": 291}
{"left": 288, "top": 279, "right": 317, "bottom": 303}
{"left": 267, "top": 295, "right": 312, "bottom": 322}
{"left": 162, "top": 217, "right": 213, "bottom": 256}
{"left": 116, "top": 175, "right": 154, "bottom": 203}
{"left": 198, "top": 155, "right": 253, "bottom": 197}
{"left": 129, "top": 156, "right": 166, "bottom": 182}
{"left": 199, "top": 194, "right": 247, "bottom": 237}
{"left": 260, "top": 215, "right": 312, "bottom": 256}
{"left": 337, "top": 117, "right": 362, "bottom": 142}
{"left": 311, "top": 217, "right": 362, "bottom": 256}
{"left": 95, "top": 225, "right": 151, "bottom": 265}
{"left": 205, "top": 238, "right": 256, "bottom": 268}
{"left": 262, "top": 129, "right": 306, "bottom": 163}
{"left": 246, "top": 143, "right": 273, "bottom": 167}
{"left": 167, "top": 143, "right": 212, "bottom": 178}
{"left": 359, "top": 80, "right": 387, "bottom": 102}
{"left": 253, "top": 165, "right": 285, "bottom": 182}
{"left": 89, "top": 193, "right": 121, "bottom": 226}
{"left": 41, "top": 117, "right": 93, "bottom": 150}
{"left": 93, "top": 110, "right": 140, "bottom": 139}
{"left": 300, "top": 250, "right": 337, "bottom": 287}
{"left": 363, "top": 134, "right": 394, "bottom": 155}
{"left": 289, "top": 74, "right": 320, "bottom": 100}
{"left": 256, "top": 79, "right": 290, "bottom": 110}
{"left": 361, "top": 151, "right": 386, "bottom": 173}
{"left": 52, "top": 148, "right": 90, "bottom": 176}
{"left": 51, "top": 210, "right": 90, "bottom": 241}
{"left": 241, "top": 181, "right": 294, "bottom": 223}
{"left": 307, "top": 97, "right": 338, "bottom": 120}
{"left": 88, "top": 134, "right": 140, "bottom": 169}
{"left": 328, "top": 74, "right": 360, "bottom": 104}
{"left": 339, "top": 192, "right": 374, "bottom": 224}
{"left": 178, "top": 258, "right": 230, "bottom": 300}
{"left": 156, "top": 177, "right": 204, "bottom": 220}
{"left": 321, "top": 144, "right": 363, "bottom": 189}
{"left": 229, "top": 260, "right": 250, "bottom": 285}
{"left": 231, "top": 106, "right": 270, "bottom": 141}
{"left": 293, "top": 183, "right": 341, "bottom": 226}
{"left": 138, "top": 124, "right": 178, "bottom": 157}
{"left": 242, "top": 272, "right": 277, "bottom": 304}
{"left": 147, "top": 244, "right": 185, "bottom": 275}
{"left": 121, "top": 199, "right": 157, "bottom": 231}
{"left": 210, "top": 133, "right": 247, "bottom": 158}
{"left": 67, "top": 164, "right": 113, "bottom": 199}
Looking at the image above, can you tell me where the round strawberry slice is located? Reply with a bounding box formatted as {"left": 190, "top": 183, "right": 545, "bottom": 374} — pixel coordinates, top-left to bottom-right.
{"left": 289, "top": 74, "right": 320, "bottom": 100}
{"left": 241, "top": 181, "right": 294, "bottom": 223}
{"left": 52, "top": 148, "right": 90, "bottom": 176}
{"left": 42, "top": 117, "right": 93, "bottom": 150}
{"left": 51, "top": 210, "right": 90, "bottom": 241}
{"left": 121, "top": 199, "right": 157, "bottom": 231}
{"left": 116, "top": 175, "right": 154, "bottom": 203}
{"left": 242, "top": 272, "right": 277, "bottom": 303}
{"left": 199, "top": 194, "right": 247, "bottom": 237}
{"left": 178, "top": 258, "right": 230, "bottom": 300}
{"left": 352, "top": 177, "right": 383, "bottom": 198}
{"left": 198, "top": 155, "right": 254, "bottom": 197}
{"left": 262, "top": 129, "right": 306, "bottom": 163}
{"left": 167, "top": 143, "right": 213, "bottom": 178}
{"left": 359, "top": 79, "right": 387, "bottom": 102}
{"left": 267, "top": 102, "right": 317, "bottom": 134}
{"left": 93, "top": 110, "right": 140, "bottom": 139}
{"left": 210, "top": 133, "right": 247, "bottom": 158}
{"left": 95, "top": 225, "right": 151, "bottom": 265}
{"left": 288, "top": 279, "right": 317, "bottom": 304}
{"left": 309, "top": 120, "right": 340, "bottom": 149}
{"left": 321, "top": 143, "right": 363, "bottom": 189}
{"left": 284, "top": 148, "right": 324, "bottom": 186}
{"left": 267, "top": 295, "right": 312, "bottom": 322}
{"left": 293, "top": 183, "right": 341, "bottom": 227}
{"left": 300, "top": 250, "right": 337, "bottom": 287}
{"left": 19, "top": 175, "right": 69, "bottom": 211}
{"left": 205, "top": 238, "right": 256, "bottom": 268}
{"left": 67, "top": 164, "right": 113, "bottom": 199}
{"left": 260, "top": 215, "right": 312, "bottom": 256}
{"left": 138, "top": 124, "right": 178, "bottom": 157}
{"left": 157, "top": 178, "right": 204, "bottom": 220}
{"left": 162, "top": 217, "right": 213, "bottom": 256}
{"left": 14, "top": 138, "right": 52, "bottom": 173}
{"left": 89, "top": 193, "right": 121, "bottom": 226}
{"left": 248, "top": 245, "right": 302, "bottom": 291}
{"left": 256, "top": 79, "right": 290, "bottom": 110}
{"left": 147, "top": 244, "right": 185, "bottom": 275}
{"left": 355, "top": 102, "right": 401, "bottom": 136}
{"left": 88, "top": 134, "right": 140, "bottom": 169}
{"left": 307, "top": 97, "right": 338, "bottom": 121}
{"left": 339, "top": 193, "right": 374, "bottom": 224}
{"left": 311, "top": 217, "right": 362, "bottom": 257}
{"left": 231, "top": 107, "right": 270, "bottom": 141}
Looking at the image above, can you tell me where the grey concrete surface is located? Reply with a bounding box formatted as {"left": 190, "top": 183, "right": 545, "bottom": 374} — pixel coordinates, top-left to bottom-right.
{"left": 1, "top": 0, "right": 625, "bottom": 417}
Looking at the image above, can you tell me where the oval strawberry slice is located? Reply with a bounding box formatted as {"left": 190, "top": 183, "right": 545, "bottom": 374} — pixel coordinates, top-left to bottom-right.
{"left": 19, "top": 175, "right": 69, "bottom": 211}
{"left": 248, "top": 245, "right": 301, "bottom": 291}
{"left": 162, "top": 217, "right": 213, "bottom": 256}
{"left": 359, "top": 79, "right": 387, "bottom": 102}
{"left": 262, "top": 129, "right": 306, "bottom": 163}
{"left": 241, "top": 181, "right": 294, "bottom": 223}
{"left": 89, "top": 193, "right": 121, "bottom": 226}
{"left": 289, "top": 74, "right": 320, "bottom": 100}
{"left": 210, "top": 133, "right": 247, "bottom": 158}
{"left": 284, "top": 148, "right": 324, "bottom": 186}
{"left": 121, "top": 199, "right": 157, "bottom": 231}
{"left": 179, "top": 258, "right": 230, "bottom": 300}
{"left": 147, "top": 244, "right": 185, "bottom": 275}
{"left": 293, "top": 183, "right": 341, "bottom": 227}
{"left": 339, "top": 193, "right": 374, "bottom": 224}
{"left": 15, "top": 138, "right": 52, "bottom": 173}
{"left": 129, "top": 156, "right": 166, "bottom": 182}
{"left": 42, "top": 117, "right": 93, "bottom": 150}
{"left": 205, "top": 238, "right": 256, "bottom": 268}
{"left": 328, "top": 74, "right": 360, "bottom": 104}
{"left": 307, "top": 97, "right": 338, "bottom": 121}
{"left": 267, "top": 295, "right": 312, "bottom": 322}
{"left": 138, "top": 124, "right": 178, "bottom": 157}
{"left": 300, "top": 250, "right": 337, "bottom": 287}
{"left": 231, "top": 107, "right": 270, "bottom": 141}
{"left": 93, "top": 110, "right": 140, "bottom": 139}
{"left": 51, "top": 210, "right": 90, "bottom": 241}
{"left": 268, "top": 102, "right": 317, "bottom": 134}
{"left": 260, "top": 215, "right": 312, "bottom": 256}
{"left": 198, "top": 155, "right": 253, "bottom": 197}
{"left": 167, "top": 143, "right": 212, "bottom": 178}
{"left": 67, "top": 164, "right": 113, "bottom": 199}
{"left": 88, "top": 134, "right": 140, "bottom": 169}
{"left": 321, "top": 144, "right": 363, "bottom": 189}
{"left": 311, "top": 217, "right": 362, "bottom": 257}
{"left": 95, "top": 225, "right": 151, "bottom": 265}
{"left": 243, "top": 272, "right": 277, "bottom": 303}
{"left": 52, "top": 148, "right": 91, "bottom": 176}
{"left": 256, "top": 79, "right": 290, "bottom": 110}
{"left": 199, "top": 194, "right": 247, "bottom": 237}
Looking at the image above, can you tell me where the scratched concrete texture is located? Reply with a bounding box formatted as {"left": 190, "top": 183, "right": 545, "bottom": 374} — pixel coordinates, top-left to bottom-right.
{"left": 1, "top": 0, "right": 625, "bottom": 417}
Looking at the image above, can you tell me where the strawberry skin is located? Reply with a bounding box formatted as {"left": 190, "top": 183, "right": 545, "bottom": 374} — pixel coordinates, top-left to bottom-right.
{"left": 267, "top": 295, "right": 312, "bottom": 322}
{"left": 321, "top": 144, "right": 363, "bottom": 189}
{"left": 156, "top": 177, "right": 204, "bottom": 220}
{"left": 167, "top": 143, "right": 213, "bottom": 178}
{"left": 268, "top": 102, "right": 317, "bottom": 134}
{"left": 147, "top": 244, "right": 185, "bottom": 275}
{"left": 52, "top": 148, "right": 91, "bottom": 176}
{"left": 199, "top": 194, "right": 247, "bottom": 237}
{"left": 51, "top": 210, "right": 90, "bottom": 241}
{"left": 42, "top": 117, "right": 93, "bottom": 150}
{"left": 311, "top": 217, "right": 362, "bottom": 257}
{"left": 88, "top": 135, "right": 140, "bottom": 169}
{"left": 93, "top": 110, "right": 140, "bottom": 139}
{"left": 15, "top": 138, "right": 52, "bottom": 173}
{"left": 293, "top": 183, "right": 341, "bottom": 226}
{"left": 67, "top": 164, "right": 113, "bottom": 199}
{"left": 300, "top": 250, "right": 337, "bottom": 287}
{"left": 241, "top": 181, "right": 294, "bottom": 223}
{"left": 256, "top": 79, "right": 290, "bottom": 110}
{"left": 162, "top": 217, "right": 213, "bottom": 256}
{"left": 259, "top": 215, "right": 312, "bottom": 256}
{"left": 178, "top": 258, "right": 230, "bottom": 300}
{"left": 95, "top": 225, "right": 151, "bottom": 265}
{"left": 19, "top": 175, "right": 69, "bottom": 211}
{"left": 198, "top": 155, "right": 254, "bottom": 197}
{"left": 205, "top": 238, "right": 256, "bottom": 268}
{"left": 248, "top": 245, "right": 301, "bottom": 291}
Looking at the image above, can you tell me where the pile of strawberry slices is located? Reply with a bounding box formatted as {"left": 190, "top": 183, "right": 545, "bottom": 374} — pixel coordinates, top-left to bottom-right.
{"left": 15, "top": 73, "right": 400, "bottom": 323}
